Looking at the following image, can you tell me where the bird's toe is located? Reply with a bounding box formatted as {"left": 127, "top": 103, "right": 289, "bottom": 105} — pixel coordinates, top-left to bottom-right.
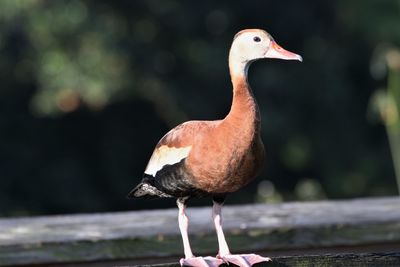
{"left": 221, "top": 253, "right": 271, "bottom": 267}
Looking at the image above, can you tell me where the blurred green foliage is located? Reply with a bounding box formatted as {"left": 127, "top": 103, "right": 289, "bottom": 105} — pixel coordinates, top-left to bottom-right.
{"left": 370, "top": 47, "right": 400, "bottom": 193}
{"left": 0, "top": 0, "right": 399, "bottom": 217}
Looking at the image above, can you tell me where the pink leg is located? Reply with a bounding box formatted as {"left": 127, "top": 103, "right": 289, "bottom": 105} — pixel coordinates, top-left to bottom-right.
{"left": 212, "top": 201, "right": 230, "bottom": 256}
{"left": 212, "top": 201, "right": 271, "bottom": 267}
{"left": 177, "top": 199, "right": 194, "bottom": 259}
{"left": 177, "top": 199, "right": 223, "bottom": 267}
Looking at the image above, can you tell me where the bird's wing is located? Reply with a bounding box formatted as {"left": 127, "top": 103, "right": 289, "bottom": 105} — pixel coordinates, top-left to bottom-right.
{"left": 143, "top": 120, "right": 212, "bottom": 177}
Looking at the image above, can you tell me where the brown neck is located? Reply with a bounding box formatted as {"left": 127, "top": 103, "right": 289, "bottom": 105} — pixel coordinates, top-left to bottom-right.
{"left": 224, "top": 71, "right": 260, "bottom": 131}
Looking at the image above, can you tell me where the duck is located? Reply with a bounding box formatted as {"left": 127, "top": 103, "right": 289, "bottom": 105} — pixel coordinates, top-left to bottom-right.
{"left": 128, "top": 29, "right": 302, "bottom": 267}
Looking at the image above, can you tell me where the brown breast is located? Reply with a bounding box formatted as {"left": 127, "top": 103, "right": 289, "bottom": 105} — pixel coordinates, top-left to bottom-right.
{"left": 185, "top": 121, "right": 264, "bottom": 193}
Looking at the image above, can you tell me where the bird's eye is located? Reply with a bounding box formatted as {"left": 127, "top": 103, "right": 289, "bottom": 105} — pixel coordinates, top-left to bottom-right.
{"left": 253, "top": 36, "right": 261, "bottom": 42}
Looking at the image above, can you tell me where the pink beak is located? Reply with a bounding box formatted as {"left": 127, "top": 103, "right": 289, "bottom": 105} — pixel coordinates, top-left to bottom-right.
{"left": 264, "top": 41, "right": 303, "bottom": 62}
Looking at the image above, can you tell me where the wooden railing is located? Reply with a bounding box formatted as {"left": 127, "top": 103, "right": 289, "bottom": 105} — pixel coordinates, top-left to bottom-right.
{"left": 0, "top": 197, "right": 399, "bottom": 267}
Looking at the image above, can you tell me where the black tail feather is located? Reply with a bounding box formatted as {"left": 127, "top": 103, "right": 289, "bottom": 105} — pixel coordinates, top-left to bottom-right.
{"left": 126, "top": 182, "right": 173, "bottom": 199}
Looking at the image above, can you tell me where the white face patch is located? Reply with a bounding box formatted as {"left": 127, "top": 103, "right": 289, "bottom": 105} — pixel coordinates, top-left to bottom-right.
{"left": 229, "top": 30, "right": 271, "bottom": 77}
{"left": 144, "top": 145, "right": 192, "bottom": 176}
{"left": 231, "top": 31, "right": 271, "bottom": 63}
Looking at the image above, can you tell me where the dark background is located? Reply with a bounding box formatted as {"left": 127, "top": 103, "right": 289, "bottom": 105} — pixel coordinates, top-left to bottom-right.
{"left": 0, "top": 0, "right": 398, "bottom": 217}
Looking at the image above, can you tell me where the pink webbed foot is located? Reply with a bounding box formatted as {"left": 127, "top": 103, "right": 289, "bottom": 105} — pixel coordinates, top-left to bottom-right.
{"left": 180, "top": 256, "right": 224, "bottom": 267}
{"left": 220, "top": 254, "right": 271, "bottom": 267}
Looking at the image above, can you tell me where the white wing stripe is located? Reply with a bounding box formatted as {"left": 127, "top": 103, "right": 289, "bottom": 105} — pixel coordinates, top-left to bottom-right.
{"left": 144, "top": 145, "right": 192, "bottom": 176}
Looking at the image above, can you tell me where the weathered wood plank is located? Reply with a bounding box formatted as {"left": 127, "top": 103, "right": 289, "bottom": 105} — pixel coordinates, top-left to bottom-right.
{"left": 121, "top": 252, "right": 400, "bottom": 267}
{"left": 0, "top": 197, "right": 399, "bottom": 266}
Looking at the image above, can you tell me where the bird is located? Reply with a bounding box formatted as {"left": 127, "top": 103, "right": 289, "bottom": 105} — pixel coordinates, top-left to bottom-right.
{"left": 127, "top": 29, "right": 302, "bottom": 267}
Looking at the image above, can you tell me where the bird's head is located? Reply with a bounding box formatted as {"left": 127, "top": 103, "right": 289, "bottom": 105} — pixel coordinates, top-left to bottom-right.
{"left": 229, "top": 29, "right": 302, "bottom": 75}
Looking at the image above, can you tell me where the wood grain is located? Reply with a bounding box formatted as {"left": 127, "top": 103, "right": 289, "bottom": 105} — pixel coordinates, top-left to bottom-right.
{"left": 0, "top": 197, "right": 399, "bottom": 266}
